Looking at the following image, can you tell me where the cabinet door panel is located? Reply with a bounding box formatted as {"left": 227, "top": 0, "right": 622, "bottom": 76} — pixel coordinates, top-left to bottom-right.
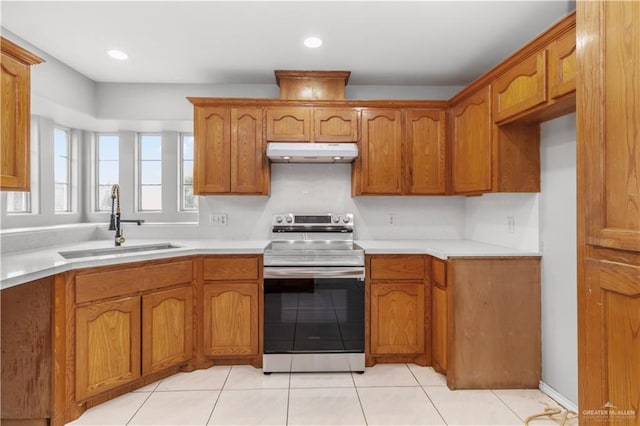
{"left": 266, "top": 107, "right": 311, "bottom": 141}
{"left": 360, "top": 109, "right": 402, "bottom": 194}
{"left": 548, "top": 27, "right": 576, "bottom": 99}
{"left": 76, "top": 297, "right": 141, "bottom": 401}
{"left": 405, "top": 109, "right": 446, "bottom": 194}
{"left": 452, "top": 87, "right": 492, "bottom": 193}
{"left": 194, "top": 107, "right": 230, "bottom": 194}
{"left": 370, "top": 283, "right": 425, "bottom": 355}
{"left": 231, "top": 108, "right": 265, "bottom": 193}
{"left": 492, "top": 51, "right": 548, "bottom": 122}
{"left": 203, "top": 283, "right": 258, "bottom": 356}
{"left": 142, "top": 286, "right": 193, "bottom": 375}
{"left": 313, "top": 108, "right": 358, "bottom": 142}
{"left": 0, "top": 53, "right": 30, "bottom": 191}
{"left": 431, "top": 284, "right": 447, "bottom": 373}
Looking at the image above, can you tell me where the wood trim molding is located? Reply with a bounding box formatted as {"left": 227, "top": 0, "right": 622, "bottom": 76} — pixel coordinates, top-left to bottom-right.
{"left": 1, "top": 36, "right": 44, "bottom": 65}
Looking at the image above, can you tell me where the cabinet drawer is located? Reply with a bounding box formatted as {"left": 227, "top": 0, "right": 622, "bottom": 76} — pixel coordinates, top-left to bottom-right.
{"left": 369, "top": 256, "right": 426, "bottom": 280}
{"left": 203, "top": 256, "right": 260, "bottom": 281}
{"left": 432, "top": 258, "right": 447, "bottom": 289}
{"left": 75, "top": 260, "right": 193, "bottom": 304}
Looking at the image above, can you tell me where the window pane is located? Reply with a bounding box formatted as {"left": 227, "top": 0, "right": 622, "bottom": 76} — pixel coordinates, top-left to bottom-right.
{"left": 141, "top": 135, "right": 161, "bottom": 160}
{"left": 97, "top": 135, "right": 119, "bottom": 211}
{"left": 55, "top": 183, "right": 68, "bottom": 211}
{"left": 183, "top": 136, "right": 194, "bottom": 161}
{"left": 183, "top": 186, "right": 196, "bottom": 210}
{"left": 7, "top": 192, "right": 29, "bottom": 213}
{"left": 99, "top": 160, "right": 119, "bottom": 184}
{"left": 183, "top": 160, "right": 193, "bottom": 183}
{"left": 141, "top": 161, "right": 162, "bottom": 184}
{"left": 54, "top": 156, "right": 68, "bottom": 183}
{"left": 140, "top": 186, "right": 162, "bottom": 210}
{"left": 98, "top": 185, "right": 113, "bottom": 211}
{"left": 98, "top": 136, "right": 119, "bottom": 160}
{"left": 54, "top": 128, "right": 68, "bottom": 157}
{"left": 54, "top": 128, "right": 70, "bottom": 212}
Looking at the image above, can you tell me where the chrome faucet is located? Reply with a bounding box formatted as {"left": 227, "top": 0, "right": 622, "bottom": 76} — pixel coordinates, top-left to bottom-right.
{"left": 109, "top": 184, "right": 144, "bottom": 246}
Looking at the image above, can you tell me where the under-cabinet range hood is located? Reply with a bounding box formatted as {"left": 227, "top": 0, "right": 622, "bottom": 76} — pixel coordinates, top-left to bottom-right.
{"left": 266, "top": 143, "right": 358, "bottom": 163}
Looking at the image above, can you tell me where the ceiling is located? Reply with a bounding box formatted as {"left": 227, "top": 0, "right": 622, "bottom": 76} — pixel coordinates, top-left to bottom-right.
{"left": 1, "top": 1, "right": 575, "bottom": 86}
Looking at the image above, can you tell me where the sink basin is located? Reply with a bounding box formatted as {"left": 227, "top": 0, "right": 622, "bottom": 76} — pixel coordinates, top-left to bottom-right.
{"left": 59, "top": 243, "right": 180, "bottom": 259}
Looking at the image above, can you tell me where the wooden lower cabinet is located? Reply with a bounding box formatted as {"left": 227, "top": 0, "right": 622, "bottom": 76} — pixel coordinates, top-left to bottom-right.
{"left": 367, "top": 255, "right": 430, "bottom": 365}
{"left": 431, "top": 258, "right": 448, "bottom": 374}
{"left": 203, "top": 283, "right": 259, "bottom": 357}
{"left": 142, "top": 286, "right": 193, "bottom": 375}
{"left": 447, "top": 257, "right": 541, "bottom": 389}
{"left": 370, "top": 282, "right": 425, "bottom": 355}
{"left": 1, "top": 277, "right": 52, "bottom": 424}
{"left": 75, "top": 296, "right": 142, "bottom": 401}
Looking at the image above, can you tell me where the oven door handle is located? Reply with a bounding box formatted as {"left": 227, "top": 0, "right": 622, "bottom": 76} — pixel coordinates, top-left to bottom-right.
{"left": 263, "top": 266, "right": 365, "bottom": 280}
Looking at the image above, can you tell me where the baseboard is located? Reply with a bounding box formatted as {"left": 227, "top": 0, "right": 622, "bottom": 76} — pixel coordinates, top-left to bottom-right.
{"left": 539, "top": 381, "right": 578, "bottom": 412}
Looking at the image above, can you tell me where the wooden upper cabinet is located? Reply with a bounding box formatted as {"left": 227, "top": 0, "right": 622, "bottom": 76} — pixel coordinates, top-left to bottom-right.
{"left": 231, "top": 108, "right": 265, "bottom": 193}
{"left": 359, "top": 108, "right": 403, "bottom": 194}
{"left": 193, "top": 105, "right": 267, "bottom": 195}
{"left": 492, "top": 50, "right": 547, "bottom": 123}
{"left": 313, "top": 107, "right": 358, "bottom": 142}
{"left": 451, "top": 86, "right": 492, "bottom": 194}
{"left": 266, "top": 107, "right": 357, "bottom": 142}
{"left": 1, "top": 37, "right": 43, "bottom": 191}
{"left": 266, "top": 107, "right": 311, "bottom": 142}
{"left": 404, "top": 109, "right": 446, "bottom": 195}
{"left": 548, "top": 27, "right": 576, "bottom": 99}
{"left": 141, "top": 286, "right": 193, "bottom": 375}
{"left": 75, "top": 296, "right": 141, "bottom": 401}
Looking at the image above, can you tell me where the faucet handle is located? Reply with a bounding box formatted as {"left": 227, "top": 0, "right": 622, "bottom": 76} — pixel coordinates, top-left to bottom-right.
{"left": 116, "top": 228, "right": 125, "bottom": 245}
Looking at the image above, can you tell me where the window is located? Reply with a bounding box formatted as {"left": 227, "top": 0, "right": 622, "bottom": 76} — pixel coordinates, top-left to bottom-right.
{"left": 96, "top": 134, "right": 119, "bottom": 211}
{"left": 180, "top": 134, "right": 197, "bottom": 211}
{"left": 54, "top": 127, "right": 71, "bottom": 212}
{"left": 6, "top": 192, "right": 30, "bottom": 213}
{"left": 139, "top": 134, "right": 162, "bottom": 211}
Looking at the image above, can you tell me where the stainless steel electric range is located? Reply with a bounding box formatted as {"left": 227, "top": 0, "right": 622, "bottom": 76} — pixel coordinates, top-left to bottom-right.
{"left": 263, "top": 213, "right": 365, "bottom": 373}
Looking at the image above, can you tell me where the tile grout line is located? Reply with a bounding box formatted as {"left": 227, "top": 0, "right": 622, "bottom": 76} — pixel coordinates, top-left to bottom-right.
{"left": 406, "top": 364, "right": 449, "bottom": 426}
{"left": 204, "top": 366, "right": 233, "bottom": 426}
{"left": 491, "top": 389, "right": 528, "bottom": 424}
{"left": 125, "top": 390, "right": 156, "bottom": 426}
{"left": 285, "top": 370, "right": 292, "bottom": 426}
{"left": 351, "top": 370, "right": 369, "bottom": 425}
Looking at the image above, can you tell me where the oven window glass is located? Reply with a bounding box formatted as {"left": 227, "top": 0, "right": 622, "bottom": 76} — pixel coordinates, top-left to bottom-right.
{"left": 264, "top": 278, "right": 364, "bottom": 354}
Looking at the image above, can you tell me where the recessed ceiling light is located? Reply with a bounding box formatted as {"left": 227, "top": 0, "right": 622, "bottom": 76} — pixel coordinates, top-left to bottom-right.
{"left": 107, "top": 49, "right": 129, "bottom": 60}
{"left": 304, "top": 37, "right": 323, "bottom": 48}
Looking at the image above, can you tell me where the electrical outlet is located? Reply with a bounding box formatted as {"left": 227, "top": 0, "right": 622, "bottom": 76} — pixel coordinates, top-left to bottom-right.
{"left": 209, "top": 213, "right": 228, "bottom": 226}
{"left": 507, "top": 216, "right": 515, "bottom": 233}
{"left": 387, "top": 214, "right": 396, "bottom": 226}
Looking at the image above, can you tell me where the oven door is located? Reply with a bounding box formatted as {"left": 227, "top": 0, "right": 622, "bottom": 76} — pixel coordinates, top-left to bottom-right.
{"left": 263, "top": 266, "right": 365, "bottom": 373}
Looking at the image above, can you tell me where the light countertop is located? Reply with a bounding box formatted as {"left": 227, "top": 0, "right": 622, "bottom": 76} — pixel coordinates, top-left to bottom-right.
{"left": 1, "top": 238, "right": 539, "bottom": 290}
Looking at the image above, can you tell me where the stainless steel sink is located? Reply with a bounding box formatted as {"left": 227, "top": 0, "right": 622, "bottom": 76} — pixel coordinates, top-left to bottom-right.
{"left": 59, "top": 243, "right": 180, "bottom": 259}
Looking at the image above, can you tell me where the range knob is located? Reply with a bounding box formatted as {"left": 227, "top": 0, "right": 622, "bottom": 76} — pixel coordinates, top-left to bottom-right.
{"left": 275, "top": 216, "right": 283, "bottom": 223}
{"left": 332, "top": 216, "right": 340, "bottom": 223}
{"left": 343, "top": 216, "right": 351, "bottom": 223}
{"left": 285, "top": 216, "right": 293, "bottom": 224}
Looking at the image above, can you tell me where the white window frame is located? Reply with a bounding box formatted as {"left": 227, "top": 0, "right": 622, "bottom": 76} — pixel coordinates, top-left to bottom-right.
{"left": 179, "top": 133, "right": 197, "bottom": 212}
{"left": 95, "top": 133, "right": 120, "bottom": 212}
{"left": 137, "top": 133, "right": 163, "bottom": 212}
{"left": 54, "top": 126, "right": 71, "bottom": 213}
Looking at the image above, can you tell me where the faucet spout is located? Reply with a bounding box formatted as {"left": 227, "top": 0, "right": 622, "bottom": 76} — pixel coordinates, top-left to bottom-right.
{"left": 108, "top": 184, "right": 143, "bottom": 246}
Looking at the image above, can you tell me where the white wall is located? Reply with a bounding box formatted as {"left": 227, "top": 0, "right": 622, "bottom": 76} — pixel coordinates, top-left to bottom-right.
{"left": 185, "top": 164, "right": 466, "bottom": 241}
{"left": 464, "top": 193, "right": 540, "bottom": 251}
{"left": 539, "top": 113, "right": 577, "bottom": 406}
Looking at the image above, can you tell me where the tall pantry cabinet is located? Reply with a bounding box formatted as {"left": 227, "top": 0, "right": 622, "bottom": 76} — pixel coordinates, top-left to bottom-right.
{"left": 577, "top": 1, "right": 640, "bottom": 423}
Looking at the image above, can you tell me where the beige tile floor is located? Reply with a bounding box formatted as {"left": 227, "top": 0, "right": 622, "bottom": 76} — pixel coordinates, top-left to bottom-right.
{"left": 66, "top": 364, "right": 577, "bottom": 426}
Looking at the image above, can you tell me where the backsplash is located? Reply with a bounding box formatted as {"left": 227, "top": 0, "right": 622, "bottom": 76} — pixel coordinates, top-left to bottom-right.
{"left": 197, "top": 163, "right": 467, "bottom": 240}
